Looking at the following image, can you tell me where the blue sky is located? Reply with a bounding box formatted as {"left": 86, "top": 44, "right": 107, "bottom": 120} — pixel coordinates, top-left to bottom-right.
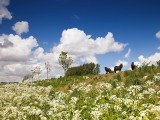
{"left": 0, "top": 0, "right": 160, "bottom": 82}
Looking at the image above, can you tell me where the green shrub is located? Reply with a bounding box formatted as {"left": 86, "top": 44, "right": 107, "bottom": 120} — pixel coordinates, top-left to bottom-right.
{"left": 66, "top": 63, "right": 100, "bottom": 77}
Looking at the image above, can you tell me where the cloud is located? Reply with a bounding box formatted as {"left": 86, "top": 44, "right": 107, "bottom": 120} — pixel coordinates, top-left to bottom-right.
{"left": 0, "top": 34, "right": 43, "bottom": 82}
{"left": 0, "top": 34, "right": 38, "bottom": 61}
{"left": 137, "top": 52, "right": 160, "bottom": 66}
{"left": 12, "top": 21, "right": 29, "bottom": 35}
{"left": 134, "top": 52, "right": 160, "bottom": 68}
{"left": 157, "top": 46, "right": 160, "bottom": 50}
{"left": 124, "top": 48, "right": 131, "bottom": 59}
{"left": 80, "top": 56, "right": 98, "bottom": 64}
{"left": 53, "top": 28, "right": 127, "bottom": 63}
{"left": 0, "top": 0, "right": 12, "bottom": 24}
{"left": 0, "top": 34, "right": 13, "bottom": 48}
{"left": 0, "top": 28, "right": 127, "bottom": 82}
{"left": 156, "top": 31, "right": 160, "bottom": 39}
{"left": 115, "top": 60, "right": 128, "bottom": 67}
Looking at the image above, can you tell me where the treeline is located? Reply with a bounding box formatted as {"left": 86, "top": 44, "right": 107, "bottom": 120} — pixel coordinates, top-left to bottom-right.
{"left": 66, "top": 63, "right": 100, "bottom": 76}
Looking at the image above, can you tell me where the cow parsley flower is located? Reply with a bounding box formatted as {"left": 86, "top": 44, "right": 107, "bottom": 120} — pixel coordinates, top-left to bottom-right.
{"left": 90, "top": 107, "right": 102, "bottom": 120}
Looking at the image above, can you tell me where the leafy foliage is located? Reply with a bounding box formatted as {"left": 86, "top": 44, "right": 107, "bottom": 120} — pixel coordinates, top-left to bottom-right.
{"left": 65, "top": 62, "right": 100, "bottom": 76}
{"left": 58, "top": 51, "right": 73, "bottom": 76}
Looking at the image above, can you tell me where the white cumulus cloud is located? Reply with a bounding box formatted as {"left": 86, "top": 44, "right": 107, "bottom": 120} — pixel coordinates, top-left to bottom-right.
{"left": 12, "top": 21, "right": 29, "bottom": 35}
{"left": 0, "top": 34, "right": 39, "bottom": 82}
{"left": 53, "top": 28, "right": 127, "bottom": 64}
{"left": 80, "top": 56, "right": 98, "bottom": 64}
{"left": 156, "top": 31, "right": 160, "bottom": 39}
{"left": 137, "top": 53, "right": 160, "bottom": 66}
{"left": 0, "top": 0, "right": 12, "bottom": 24}
{"left": 0, "top": 34, "right": 38, "bottom": 61}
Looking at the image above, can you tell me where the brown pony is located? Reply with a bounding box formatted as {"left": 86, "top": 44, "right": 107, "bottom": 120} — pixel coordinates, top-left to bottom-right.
{"left": 114, "top": 64, "right": 123, "bottom": 73}
{"left": 105, "top": 67, "right": 112, "bottom": 74}
{"left": 131, "top": 62, "right": 136, "bottom": 70}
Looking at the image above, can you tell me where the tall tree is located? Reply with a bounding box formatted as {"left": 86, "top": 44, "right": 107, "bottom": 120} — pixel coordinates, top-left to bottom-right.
{"left": 45, "top": 62, "right": 51, "bottom": 79}
{"left": 58, "top": 51, "right": 73, "bottom": 77}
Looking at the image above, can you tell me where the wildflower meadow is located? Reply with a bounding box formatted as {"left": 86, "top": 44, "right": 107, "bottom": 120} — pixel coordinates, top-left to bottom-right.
{"left": 0, "top": 73, "right": 160, "bottom": 120}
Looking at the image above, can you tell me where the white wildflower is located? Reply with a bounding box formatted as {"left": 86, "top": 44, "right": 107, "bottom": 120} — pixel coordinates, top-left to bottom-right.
{"left": 128, "top": 115, "right": 136, "bottom": 120}
{"left": 137, "top": 93, "right": 144, "bottom": 99}
{"left": 154, "top": 75, "right": 160, "bottom": 81}
{"left": 114, "top": 105, "right": 122, "bottom": 111}
{"left": 96, "top": 82, "right": 112, "bottom": 90}
{"left": 122, "top": 111, "right": 127, "bottom": 116}
{"left": 148, "top": 88, "right": 156, "bottom": 95}
{"left": 73, "top": 110, "right": 81, "bottom": 120}
{"left": 110, "top": 95, "right": 117, "bottom": 100}
{"left": 151, "top": 106, "right": 160, "bottom": 112}
{"left": 140, "top": 110, "right": 148, "bottom": 117}
{"left": 90, "top": 107, "right": 102, "bottom": 120}
{"left": 145, "top": 81, "right": 154, "bottom": 86}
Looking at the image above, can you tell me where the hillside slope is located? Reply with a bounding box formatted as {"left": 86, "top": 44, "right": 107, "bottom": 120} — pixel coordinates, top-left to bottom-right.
{"left": 36, "top": 65, "right": 160, "bottom": 91}
{"left": 0, "top": 66, "right": 160, "bottom": 119}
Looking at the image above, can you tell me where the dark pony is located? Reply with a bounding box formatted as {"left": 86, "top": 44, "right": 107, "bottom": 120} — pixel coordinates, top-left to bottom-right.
{"left": 114, "top": 64, "right": 123, "bottom": 73}
{"left": 105, "top": 67, "right": 112, "bottom": 74}
{"left": 131, "top": 62, "right": 136, "bottom": 70}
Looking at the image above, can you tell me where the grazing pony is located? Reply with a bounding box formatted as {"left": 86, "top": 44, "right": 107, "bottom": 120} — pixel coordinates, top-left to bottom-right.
{"left": 131, "top": 62, "right": 136, "bottom": 70}
{"left": 105, "top": 67, "right": 112, "bottom": 74}
{"left": 114, "top": 64, "right": 123, "bottom": 73}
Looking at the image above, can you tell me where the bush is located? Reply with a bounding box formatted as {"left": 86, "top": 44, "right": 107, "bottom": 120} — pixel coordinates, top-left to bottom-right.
{"left": 66, "top": 63, "right": 100, "bottom": 77}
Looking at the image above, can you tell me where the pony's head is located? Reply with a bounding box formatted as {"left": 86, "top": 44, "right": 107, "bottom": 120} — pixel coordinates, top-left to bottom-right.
{"left": 120, "top": 64, "right": 123, "bottom": 68}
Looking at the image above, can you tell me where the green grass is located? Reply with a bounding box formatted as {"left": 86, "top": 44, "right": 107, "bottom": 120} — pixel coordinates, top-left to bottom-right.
{"left": 33, "top": 66, "right": 160, "bottom": 91}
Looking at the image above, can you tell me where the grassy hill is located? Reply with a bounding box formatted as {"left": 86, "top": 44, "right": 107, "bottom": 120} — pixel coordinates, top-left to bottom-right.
{"left": 36, "top": 65, "right": 160, "bottom": 91}
{"left": 0, "top": 65, "right": 160, "bottom": 119}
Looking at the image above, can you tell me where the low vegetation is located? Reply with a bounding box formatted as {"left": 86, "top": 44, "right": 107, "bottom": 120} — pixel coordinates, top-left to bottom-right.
{"left": 0, "top": 65, "right": 160, "bottom": 119}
